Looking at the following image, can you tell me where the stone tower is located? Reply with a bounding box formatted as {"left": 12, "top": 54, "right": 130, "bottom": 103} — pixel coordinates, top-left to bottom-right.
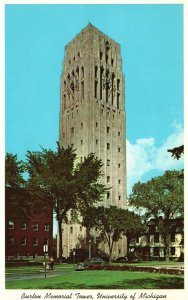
{"left": 59, "top": 24, "right": 127, "bottom": 259}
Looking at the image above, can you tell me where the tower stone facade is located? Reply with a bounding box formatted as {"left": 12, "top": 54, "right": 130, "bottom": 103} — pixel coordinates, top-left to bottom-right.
{"left": 59, "top": 24, "right": 127, "bottom": 259}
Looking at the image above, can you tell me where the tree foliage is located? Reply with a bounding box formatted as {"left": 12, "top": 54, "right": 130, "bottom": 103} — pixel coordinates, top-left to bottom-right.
{"left": 129, "top": 170, "right": 184, "bottom": 260}
{"left": 5, "top": 153, "right": 25, "bottom": 188}
{"left": 82, "top": 205, "right": 144, "bottom": 262}
{"left": 167, "top": 145, "right": 184, "bottom": 160}
{"left": 25, "top": 143, "right": 107, "bottom": 261}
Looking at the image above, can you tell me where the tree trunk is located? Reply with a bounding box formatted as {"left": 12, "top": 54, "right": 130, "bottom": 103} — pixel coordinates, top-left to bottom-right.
{"left": 165, "top": 234, "right": 170, "bottom": 261}
{"left": 58, "top": 218, "right": 63, "bottom": 263}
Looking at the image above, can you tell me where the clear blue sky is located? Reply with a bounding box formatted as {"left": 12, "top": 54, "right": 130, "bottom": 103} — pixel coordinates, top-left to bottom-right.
{"left": 5, "top": 4, "right": 184, "bottom": 191}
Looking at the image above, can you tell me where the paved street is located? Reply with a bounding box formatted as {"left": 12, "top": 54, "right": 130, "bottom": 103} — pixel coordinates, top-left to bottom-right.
{"left": 5, "top": 268, "right": 73, "bottom": 281}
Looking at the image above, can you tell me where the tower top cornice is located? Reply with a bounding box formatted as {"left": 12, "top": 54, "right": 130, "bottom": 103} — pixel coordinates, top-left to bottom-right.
{"left": 65, "top": 23, "right": 120, "bottom": 49}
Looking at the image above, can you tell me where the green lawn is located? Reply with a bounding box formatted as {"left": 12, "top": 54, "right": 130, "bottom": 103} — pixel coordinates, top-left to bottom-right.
{"left": 6, "top": 270, "right": 184, "bottom": 289}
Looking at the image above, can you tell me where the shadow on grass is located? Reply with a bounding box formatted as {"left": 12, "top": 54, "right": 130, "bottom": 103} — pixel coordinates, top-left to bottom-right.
{"left": 42, "top": 277, "right": 184, "bottom": 290}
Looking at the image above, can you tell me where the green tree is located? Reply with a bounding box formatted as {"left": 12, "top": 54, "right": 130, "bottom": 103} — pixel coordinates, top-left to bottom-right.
{"left": 5, "top": 153, "right": 25, "bottom": 188}
{"left": 129, "top": 170, "right": 184, "bottom": 261}
{"left": 5, "top": 153, "right": 31, "bottom": 220}
{"left": 82, "top": 205, "right": 144, "bottom": 263}
{"left": 25, "top": 143, "right": 107, "bottom": 261}
{"left": 167, "top": 145, "right": 184, "bottom": 160}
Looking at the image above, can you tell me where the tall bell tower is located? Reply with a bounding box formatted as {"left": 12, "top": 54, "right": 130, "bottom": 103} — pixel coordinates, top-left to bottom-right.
{"left": 59, "top": 23, "right": 127, "bottom": 259}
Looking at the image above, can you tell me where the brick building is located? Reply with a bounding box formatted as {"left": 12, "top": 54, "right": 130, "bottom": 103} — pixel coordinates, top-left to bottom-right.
{"left": 5, "top": 211, "right": 53, "bottom": 260}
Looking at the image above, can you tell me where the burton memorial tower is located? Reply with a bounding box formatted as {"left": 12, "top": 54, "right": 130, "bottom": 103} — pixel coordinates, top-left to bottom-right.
{"left": 59, "top": 24, "right": 127, "bottom": 259}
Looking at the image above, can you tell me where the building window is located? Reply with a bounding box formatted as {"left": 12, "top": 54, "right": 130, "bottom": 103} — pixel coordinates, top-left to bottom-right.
{"left": 118, "top": 131, "right": 120, "bottom": 136}
{"left": 147, "top": 235, "right": 150, "bottom": 243}
{"left": 118, "top": 163, "right": 121, "bottom": 168}
{"left": 135, "top": 236, "right": 139, "bottom": 243}
{"left": 44, "top": 224, "right": 49, "bottom": 231}
{"left": 107, "top": 159, "right": 110, "bottom": 166}
{"left": 33, "top": 224, "right": 39, "bottom": 231}
{"left": 33, "top": 238, "right": 38, "bottom": 246}
{"left": 71, "top": 127, "right": 74, "bottom": 134}
{"left": 107, "top": 192, "right": 110, "bottom": 199}
{"left": 70, "top": 227, "right": 73, "bottom": 234}
{"left": 81, "top": 122, "right": 83, "bottom": 129}
{"left": 8, "top": 221, "right": 14, "bottom": 229}
{"left": 118, "top": 179, "right": 121, "bottom": 184}
{"left": 21, "top": 237, "right": 26, "bottom": 246}
{"left": 118, "top": 147, "right": 120, "bottom": 152}
{"left": 107, "top": 143, "right": 110, "bottom": 150}
{"left": 118, "top": 195, "right": 121, "bottom": 200}
{"left": 100, "top": 51, "right": 103, "bottom": 60}
{"left": 107, "top": 126, "right": 110, "bottom": 133}
{"left": 96, "top": 140, "right": 98, "bottom": 145}
{"left": 111, "top": 58, "right": 114, "bottom": 66}
{"left": 81, "top": 140, "right": 83, "bottom": 145}
{"left": 96, "top": 122, "right": 98, "bottom": 127}
{"left": 21, "top": 223, "right": 27, "bottom": 230}
{"left": 9, "top": 237, "right": 14, "bottom": 246}
{"left": 154, "top": 247, "right": 159, "bottom": 256}
{"left": 119, "top": 249, "right": 121, "bottom": 255}
{"left": 154, "top": 233, "right": 159, "bottom": 243}
{"left": 80, "top": 226, "right": 82, "bottom": 232}
{"left": 107, "top": 176, "right": 110, "bottom": 183}
{"left": 170, "top": 247, "right": 176, "bottom": 255}
{"left": 171, "top": 232, "right": 175, "bottom": 242}
{"left": 44, "top": 238, "right": 49, "bottom": 245}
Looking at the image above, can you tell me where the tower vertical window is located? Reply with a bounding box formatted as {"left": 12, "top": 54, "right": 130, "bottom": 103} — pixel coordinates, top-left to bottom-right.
{"left": 81, "top": 140, "right": 83, "bottom": 145}
{"left": 81, "top": 66, "right": 84, "bottom": 79}
{"left": 100, "top": 66, "right": 104, "bottom": 100}
{"left": 118, "top": 147, "right": 121, "bottom": 152}
{"left": 107, "top": 176, "right": 110, "bottom": 183}
{"left": 107, "top": 143, "right": 110, "bottom": 150}
{"left": 117, "top": 92, "right": 120, "bottom": 110}
{"left": 107, "top": 126, "right": 110, "bottom": 133}
{"left": 107, "top": 159, "right": 110, "bottom": 166}
{"left": 81, "top": 81, "right": 84, "bottom": 99}
{"left": 95, "top": 80, "right": 98, "bottom": 99}
{"left": 70, "top": 227, "right": 73, "bottom": 234}
{"left": 117, "top": 79, "right": 120, "bottom": 90}
{"left": 100, "top": 51, "right": 103, "bottom": 60}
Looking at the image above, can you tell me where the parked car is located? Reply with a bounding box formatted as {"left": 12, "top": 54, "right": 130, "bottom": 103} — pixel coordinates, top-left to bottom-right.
{"left": 75, "top": 257, "right": 106, "bottom": 271}
{"left": 115, "top": 256, "right": 128, "bottom": 263}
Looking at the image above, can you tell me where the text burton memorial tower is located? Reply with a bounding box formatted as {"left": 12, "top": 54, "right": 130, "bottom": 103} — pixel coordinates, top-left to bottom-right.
{"left": 59, "top": 24, "right": 127, "bottom": 259}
